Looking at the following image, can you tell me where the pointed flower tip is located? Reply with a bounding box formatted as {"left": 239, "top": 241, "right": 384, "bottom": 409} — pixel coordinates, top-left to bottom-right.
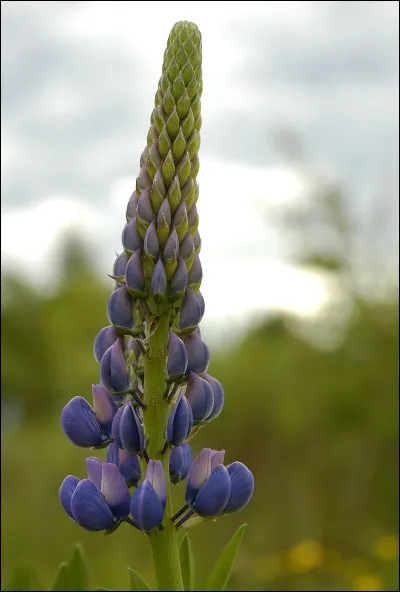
{"left": 100, "top": 339, "right": 130, "bottom": 394}
{"left": 107, "top": 284, "right": 134, "bottom": 332}
{"left": 126, "top": 249, "right": 145, "bottom": 296}
{"left": 180, "top": 288, "right": 203, "bottom": 330}
{"left": 112, "top": 403, "right": 145, "bottom": 455}
{"left": 106, "top": 442, "right": 141, "bottom": 487}
{"left": 166, "top": 390, "right": 193, "bottom": 446}
{"left": 93, "top": 325, "right": 121, "bottom": 364}
{"left": 146, "top": 460, "right": 166, "bottom": 507}
{"left": 185, "top": 333, "right": 210, "bottom": 375}
{"left": 151, "top": 259, "right": 167, "bottom": 298}
{"left": 170, "top": 442, "right": 193, "bottom": 484}
{"left": 167, "top": 331, "right": 188, "bottom": 379}
{"left": 185, "top": 372, "right": 214, "bottom": 423}
{"left": 92, "top": 384, "right": 117, "bottom": 430}
{"left": 130, "top": 479, "right": 165, "bottom": 532}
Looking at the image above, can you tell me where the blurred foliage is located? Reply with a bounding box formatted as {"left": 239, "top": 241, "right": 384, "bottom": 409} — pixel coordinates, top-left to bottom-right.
{"left": 1, "top": 177, "right": 399, "bottom": 592}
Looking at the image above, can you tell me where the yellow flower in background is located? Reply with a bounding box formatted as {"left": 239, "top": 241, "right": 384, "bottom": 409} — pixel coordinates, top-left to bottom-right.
{"left": 352, "top": 573, "right": 383, "bottom": 591}
{"left": 373, "top": 534, "right": 399, "bottom": 561}
{"left": 286, "top": 539, "right": 324, "bottom": 573}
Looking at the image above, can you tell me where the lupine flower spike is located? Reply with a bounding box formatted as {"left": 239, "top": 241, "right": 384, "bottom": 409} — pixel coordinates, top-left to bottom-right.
{"left": 59, "top": 21, "right": 254, "bottom": 592}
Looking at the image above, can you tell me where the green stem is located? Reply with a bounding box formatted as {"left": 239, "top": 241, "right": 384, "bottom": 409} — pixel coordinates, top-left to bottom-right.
{"left": 143, "top": 314, "right": 184, "bottom": 591}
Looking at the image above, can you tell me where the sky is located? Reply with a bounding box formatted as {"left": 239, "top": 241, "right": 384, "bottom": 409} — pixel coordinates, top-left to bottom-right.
{"left": 1, "top": 1, "right": 399, "bottom": 338}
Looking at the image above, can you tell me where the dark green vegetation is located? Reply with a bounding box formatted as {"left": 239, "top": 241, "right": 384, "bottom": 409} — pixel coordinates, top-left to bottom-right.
{"left": 1, "top": 231, "right": 398, "bottom": 590}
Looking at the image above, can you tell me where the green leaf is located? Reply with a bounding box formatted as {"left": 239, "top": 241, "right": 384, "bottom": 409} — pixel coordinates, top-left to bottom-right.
{"left": 68, "top": 543, "right": 88, "bottom": 591}
{"left": 205, "top": 524, "right": 247, "bottom": 592}
{"left": 127, "top": 567, "right": 151, "bottom": 591}
{"left": 4, "top": 566, "right": 43, "bottom": 591}
{"left": 51, "top": 562, "right": 72, "bottom": 591}
{"left": 180, "top": 533, "right": 195, "bottom": 591}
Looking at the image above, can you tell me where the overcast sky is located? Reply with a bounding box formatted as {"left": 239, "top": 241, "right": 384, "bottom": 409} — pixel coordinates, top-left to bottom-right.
{"left": 1, "top": 1, "right": 398, "bottom": 335}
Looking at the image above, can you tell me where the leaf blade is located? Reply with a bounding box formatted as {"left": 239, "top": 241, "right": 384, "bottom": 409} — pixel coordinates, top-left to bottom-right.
{"left": 51, "top": 562, "right": 72, "bottom": 592}
{"left": 68, "top": 543, "right": 89, "bottom": 591}
{"left": 127, "top": 567, "right": 151, "bottom": 591}
{"left": 180, "top": 533, "right": 195, "bottom": 591}
{"left": 205, "top": 524, "right": 247, "bottom": 592}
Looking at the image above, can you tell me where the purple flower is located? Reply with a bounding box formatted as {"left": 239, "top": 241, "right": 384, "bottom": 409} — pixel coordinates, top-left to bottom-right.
{"left": 185, "top": 448, "right": 231, "bottom": 517}
{"left": 126, "top": 190, "right": 138, "bottom": 221}
{"left": 107, "top": 285, "right": 134, "bottom": 332}
{"left": 59, "top": 458, "right": 130, "bottom": 531}
{"left": 122, "top": 217, "right": 142, "bottom": 254}
{"left": 180, "top": 289, "right": 203, "bottom": 331}
{"left": 100, "top": 339, "right": 130, "bottom": 394}
{"left": 167, "top": 331, "right": 188, "bottom": 381}
{"left": 169, "top": 443, "right": 193, "bottom": 484}
{"left": 187, "top": 253, "right": 202, "bottom": 289}
{"left": 130, "top": 460, "right": 166, "bottom": 531}
{"left": 61, "top": 385, "right": 117, "bottom": 447}
{"left": 93, "top": 326, "right": 122, "bottom": 364}
{"left": 185, "top": 332, "right": 210, "bottom": 375}
{"left": 166, "top": 391, "right": 193, "bottom": 446}
{"left": 163, "top": 227, "right": 179, "bottom": 261}
{"left": 202, "top": 374, "right": 224, "bottom": 422}
{"left": 185, "top": 372, "right": 214, "bottom": 423}
{"left": 111, "top": 402, "right": 145, "bottom": 455}
{"left": 113, "top": 251, "right": 129, "bottom": 279}
{"left": 169, "top": 257, "right": 188, "bottom": 300}
{"left": 223, "top": 462, "right": 254, "bottom": 514}
{"left": 151, "top": 259, "right": 167, "bottom": 300}
{"left": 125, "top": 249, "right": 145, "bottom": 297}
{"left": 144, "top": 221, "right": 160, "bottom": 259}
{"left": 106, "top": 442, "right": 141, "bottom": 487}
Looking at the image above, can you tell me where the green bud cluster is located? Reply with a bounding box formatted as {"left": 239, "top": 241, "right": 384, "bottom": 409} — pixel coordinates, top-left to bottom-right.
{"left": 122, "top": 21, "right": 203, "bottom": 335}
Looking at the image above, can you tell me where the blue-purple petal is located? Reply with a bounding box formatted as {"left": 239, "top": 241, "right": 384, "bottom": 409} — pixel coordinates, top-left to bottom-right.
{"left": 111, "top": 404, "right": 126, "bottom": 449}
{"left": 167, "top": 331, "right": 188, "bottom": 379}
{"left": 85, "top": 457, "right": 103, "bottom": 490}
{"left": 59, "top": 475, "right": 80, "bottom": 520}
{"left": 122, "top": 217, "right": 143, "bottom": 254}
{"left": 100, "top": 340, "right": 130, "bottom": 393}
{"left": 71, "top": 479, "right": 115, "bottom": 531}
{"left": 186, "top": 448, "right": 212, "bottom": 504}
{"left": 203, "top": 374, "right": 225, "bottom": 421}
{"left": 180, "top": 289, "right": 202, "bottom": 330}
{"left": 101, "top": 462, "right": 131, "bottom": 519}
{"left": 130, "top": 479, "right": 165, "bottom": 532}
{"left": 169, "top": 443, "right": 192, "bottom": 484}
{"left": 107, "top": 285, "right": 134, "bottom": 331}
{"left": 224, "top": 462, "right": 255, "bottom": 513}
{"left": 185, "top": 333, "right": 210, "bottom": 375}
{"left": 61, "top": 396, "right": 104, "bottom": 447}
{"left": 151, "top": 260, "right": 167, "bottom": 298}
{"left": 119, "top": 403, "right": 145, "bottom": 454}
{"left": 193, "top": 465, "right": 231, "bottom": 517}
{"left": 146, "top": 460, "right": 166, "bottom": 507}
{"left": 92, "top": 384, "right": 117, "bottom": 434}
{"left": 144, "top": 221, "right": 160, "bottom": 259}
{"left": 185, "top": 373, "right": 214, "bottom": 423}
{"left": 113, "top": 251, "right": 129, "bottom": 278}
{"left": 126, "top": 249, "right": 145, "bottom": 294}
{"left": 166, "top": 391, "right": 193, "bottom": 446}
{"left": 93, "top": 326, "right": 122, "bottom": 364}
{"left": 170, "top": 257, "right": 188, "bottom": 296}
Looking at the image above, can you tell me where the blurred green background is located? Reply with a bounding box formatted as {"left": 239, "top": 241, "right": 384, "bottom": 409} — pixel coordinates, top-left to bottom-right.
{"left": 1, "top": 172, "right": 398, "bottom": 591}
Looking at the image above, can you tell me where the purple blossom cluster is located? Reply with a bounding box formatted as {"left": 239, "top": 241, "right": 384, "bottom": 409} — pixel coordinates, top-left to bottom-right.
{"left": 59, "top": 19, "right": 253, "bottom": 537}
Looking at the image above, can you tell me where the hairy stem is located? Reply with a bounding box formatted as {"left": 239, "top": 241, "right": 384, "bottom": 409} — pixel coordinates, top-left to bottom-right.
{"left": 143, "top": 314, "right": 183, "bottom": 591}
